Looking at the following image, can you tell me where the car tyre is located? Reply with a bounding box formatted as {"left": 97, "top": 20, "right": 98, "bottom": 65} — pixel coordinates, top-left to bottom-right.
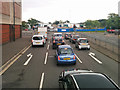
{"left": 42, "top": 43, "right": 44, "bottom": 47}
{"left": 73, "top": 62, "right": 76, "bottom": 65}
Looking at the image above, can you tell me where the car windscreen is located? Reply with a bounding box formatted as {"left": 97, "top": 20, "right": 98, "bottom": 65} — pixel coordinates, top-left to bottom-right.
{"left": 79, "top": 39, "right": 88, "bottom": 43}
{"left": 60, "top": 48, "right": 73, "bottom": 54}
{"left": 74, "top": 74, "right": 117, "bottom": 89}
{"left": 33, "top": 37, "right": 42, "bottom": 40}
{"left": 54, "top": 34, "right": 62, "bottom": 37}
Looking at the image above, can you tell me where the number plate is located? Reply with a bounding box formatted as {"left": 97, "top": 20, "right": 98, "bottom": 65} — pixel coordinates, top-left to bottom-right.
{"left": 57, "top": 43, "right": 61, "bottom": 45}
{"left": 82, "top": 43, "right": 86, "bottom": 45}
{"left": 64, "top": 58, "right": 70, "bottom": 60}
{"left": 36, "top": 42, "right": 40, "bottom": 44}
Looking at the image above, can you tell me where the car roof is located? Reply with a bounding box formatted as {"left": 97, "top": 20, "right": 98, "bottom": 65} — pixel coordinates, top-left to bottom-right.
{"left": 32, "top": 35, "right": 44, "bottom": 37}
{"left": 58, "top": 45, "right": 71, "bottom": 48}
{"left": 54, "top": 33, "right": 62, "bottom": 34}
{"left": 71, "top": 73, "right": 119, "bottom": 89}
{"left": 78, "top": 38, "right": 87, "bottom": 40}
{"left": 65, "top": 33, "right": 71, "bottom": 34}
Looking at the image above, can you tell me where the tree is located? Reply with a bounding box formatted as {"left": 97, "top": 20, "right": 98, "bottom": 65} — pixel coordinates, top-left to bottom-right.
{"left": 106, "top": 13, "right": 119, "bottom": 29}
{"left": 22, "top": 21, "right": 29, "bottom": 30}
{"left": 53, "top": 20, "right": 59, "bottom": 25}
{"left": 27, "top": 18, "right": 40, "bottom": 28}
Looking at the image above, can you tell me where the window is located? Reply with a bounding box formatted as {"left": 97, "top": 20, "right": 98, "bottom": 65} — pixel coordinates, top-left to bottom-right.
{"left": 60, "top": 48, "right": 73, "bottom": 54}
{"left": 64, "top": 75, "right": 76, "bottom": 89}
{"left": 33, "top": 37, "right": 42, "bottom": 40}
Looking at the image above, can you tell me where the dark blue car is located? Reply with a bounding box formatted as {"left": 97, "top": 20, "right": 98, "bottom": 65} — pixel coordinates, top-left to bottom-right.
{"left": 56, "top": 45, "right": 76, "bottom": 65}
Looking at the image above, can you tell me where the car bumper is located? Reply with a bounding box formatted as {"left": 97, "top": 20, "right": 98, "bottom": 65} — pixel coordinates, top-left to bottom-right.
{"left": 32, "top": 42, "right": 43, "bottom": 46}
{"left": 78, "top": 45, "right": 90, "bottom": 49}
{"left": 57, "top": 59, "right": 76, "bottom": 64}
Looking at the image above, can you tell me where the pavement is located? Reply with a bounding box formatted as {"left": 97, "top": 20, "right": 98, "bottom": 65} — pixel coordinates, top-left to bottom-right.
{"left": 1, "top": 31, "right": 119, "bottom": 89}
{"left": 2, "top": 31, "right": 32, "bottom": 66}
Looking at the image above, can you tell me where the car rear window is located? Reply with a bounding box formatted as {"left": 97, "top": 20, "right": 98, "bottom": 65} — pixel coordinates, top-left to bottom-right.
{"left": 54, "top": 34, "right": 62, "bottom": 37}
{"left": 33, "top": 37, "right": 42, "bottom": 40}
{"left": 73, "top": 35, "right": 79, "bottom": 39}
{"left": 74, "top": 74, "right": 117, "bottom": 89}
{"left": 60, "top": 48, "right": 73, "bottom": 54}
{"left": 79, "top": 39, "right": 88, "bottom": 43}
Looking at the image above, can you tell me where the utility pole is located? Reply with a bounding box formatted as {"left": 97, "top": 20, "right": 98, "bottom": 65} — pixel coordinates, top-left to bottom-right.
{"left": 13, "top": 0, "right": 15, "bottom": 41}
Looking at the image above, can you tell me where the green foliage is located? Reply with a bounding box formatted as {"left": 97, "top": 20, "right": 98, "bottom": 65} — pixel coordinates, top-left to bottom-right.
{"left": 27, "top": 18, "right": 40, "bottom": 28}
{"left": 22, "top": 21, "right": 29, "bottom": 29}
{"left": 84, "top": 13, "right": 119, "bottom": 29}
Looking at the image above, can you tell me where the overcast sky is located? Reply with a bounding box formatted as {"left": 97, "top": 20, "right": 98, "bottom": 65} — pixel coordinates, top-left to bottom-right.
{"left": 22, "top": 0, "right": 119, "bottom": 23}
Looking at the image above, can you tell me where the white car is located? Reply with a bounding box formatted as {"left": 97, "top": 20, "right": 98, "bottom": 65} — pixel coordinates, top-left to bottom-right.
{"left": 75, "top": 38, "right": 90, "bottom": 50}
{"left": 32, "top": 35, "right": 46, "bottom": 47}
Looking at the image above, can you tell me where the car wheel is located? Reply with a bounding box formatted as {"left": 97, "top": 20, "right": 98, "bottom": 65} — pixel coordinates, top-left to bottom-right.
{"left": 42, "top": 43, "right": 44, "bottom": 47}
{"left": 88, "top": 48, "right": 90, "bottom": 50}
{"left": 73, "top": 62, "right": 76, "bottom": 65}
{"left": 57, "top": 62, "right": 59, "bottom": 66}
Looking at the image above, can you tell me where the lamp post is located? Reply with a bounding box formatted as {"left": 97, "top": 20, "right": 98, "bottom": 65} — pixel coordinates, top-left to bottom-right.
{"left": 13, "top": 0, "right": 15, "bottom": 41}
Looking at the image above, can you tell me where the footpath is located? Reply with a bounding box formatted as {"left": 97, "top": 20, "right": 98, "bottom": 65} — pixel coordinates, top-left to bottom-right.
{"left": 2, "top": 31, "right": 33, "bottom": 65}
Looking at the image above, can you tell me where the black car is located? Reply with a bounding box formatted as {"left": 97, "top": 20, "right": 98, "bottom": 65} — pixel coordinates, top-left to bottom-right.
{"left": 52, "top": 37, "right": 65, "bottom": 49}
{"left": 69, "top": 35, "right": 80, "bottom": 44}
{"left": 59, "top": 69, "right": 119, "bottom": 90}
{"left": 64, "top": 33, "right": 72, "bottom": 39}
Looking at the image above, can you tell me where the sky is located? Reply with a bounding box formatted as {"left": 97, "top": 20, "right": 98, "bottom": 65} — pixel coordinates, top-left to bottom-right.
{"left": 22, "top": 0, "right": 119, "bottom": 23}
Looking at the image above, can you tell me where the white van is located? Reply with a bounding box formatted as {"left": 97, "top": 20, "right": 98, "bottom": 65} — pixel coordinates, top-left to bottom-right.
{"left": 32, "top": 35, "right": 46, "bottom": 47}
{"left": 38, "top": 27, "right": 47, "bottom": 40}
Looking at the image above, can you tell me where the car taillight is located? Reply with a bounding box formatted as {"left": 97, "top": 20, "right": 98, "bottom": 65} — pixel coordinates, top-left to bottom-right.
{"left": 58, "top": 56, "right": 60, "bottom": 60}
{"left": 66, "top": 35, "right": 67, "bottom": 36}
{"left": 73, "top": 39, "right": 75, "bottom": 40}
{"left": 53, "top": 40, "right": 55, "bottom": 43}
{"left": 43, "top": 40, "right": 44, "bottom": 42}
{"left": 53, "top": 37, "right": 55, "bottom": 39}
{"left": 62, "top": 37, "right": 63, "bottom": 39}
{"left": 32, "top": 40, "right": 33, "bottom": 42}
{"left": 73, "top": 55, "right": 75, "bottom": 59}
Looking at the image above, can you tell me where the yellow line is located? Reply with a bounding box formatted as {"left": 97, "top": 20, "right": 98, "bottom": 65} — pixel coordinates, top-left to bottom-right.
{"left": 0, "top": 46, "right": 27, "bottom": 70}
{"left": 0, "top": 44, "right": 31, "bottom": 75}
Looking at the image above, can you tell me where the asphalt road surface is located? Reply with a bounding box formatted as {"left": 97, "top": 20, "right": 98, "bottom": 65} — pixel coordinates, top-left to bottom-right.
{"left": 2, "top": 32, "right": 119, "bottom": 89}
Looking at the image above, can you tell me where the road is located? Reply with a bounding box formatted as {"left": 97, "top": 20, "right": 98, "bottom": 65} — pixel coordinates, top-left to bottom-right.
{"left": 2, "top": 32, "right": 119, "bottom": 89}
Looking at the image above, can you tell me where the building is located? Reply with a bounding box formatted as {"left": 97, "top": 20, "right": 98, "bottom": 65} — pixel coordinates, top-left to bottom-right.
{"left": 0, "top": 0, "right": 22, "bottom": 44}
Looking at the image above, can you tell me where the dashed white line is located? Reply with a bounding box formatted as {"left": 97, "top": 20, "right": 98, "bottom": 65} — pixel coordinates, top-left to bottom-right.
{"left": 75, "top": 54, "right": 82, "bottom": 63}
{"left": 39, "top": 72, "right": 45, "bottom": 90}
{"left": 44, "top": 52, "right": 48, "bottom": 64}
{"left": 47, "top": 45, "right": 49, "bottom": 50}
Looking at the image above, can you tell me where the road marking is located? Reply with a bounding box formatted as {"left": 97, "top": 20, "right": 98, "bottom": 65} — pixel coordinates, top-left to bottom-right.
{"left": 89, "top": 52, "right": 102, "bottom": 64}
{"left": 75, "top": 54, "right": 82, "bottom": 63}
{"left": 0, "top": 54, "right": 22, "bottom": 75}
{"left": 39, "top": 72, "right": 45, "bottom": 90}
{"left": 0, "top": 45, "right": 27, "bottom": 70}
{"left": 0, "top": 44, "right": 32, "bottom": 75}
{"left": 44, "top": 52, "right": 48, "bottom": 65}
{"left": 48, "top": 41, "right": 50, "bottom": 43}
{"left": 24, "top": 53, "right": 33, "bottom": 66}
{"left": 47, "top": 45, "right": 49, "bottom": 50}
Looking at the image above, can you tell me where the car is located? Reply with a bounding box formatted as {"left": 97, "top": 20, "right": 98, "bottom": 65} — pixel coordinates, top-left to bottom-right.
{"left": 59, "top": 69, "right": 120, "bottom": 90}
{"left": 64, "top": 33, "right": 72, "bottom": 39}
{"left": 52, "top": 37, "right": 65, "bottom": 49}
{"left": 56, "top": 45, "right": 76, "bottom": 65}
{"left": 32, "top": 35, "right": 46, "bottom": 47}
{"left": 52, "top": 33, "right": 63, "bottom": 41}
{"left": 114, "top": 29, "right": 120, "bottom": 35}
{"left": 75, "top": 38, "right": 90, "bottom": 50}
{"left": 69, "top": 35, "right": 80, "bottom": 44}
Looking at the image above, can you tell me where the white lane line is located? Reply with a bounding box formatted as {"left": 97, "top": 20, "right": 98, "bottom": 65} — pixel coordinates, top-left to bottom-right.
{"left": 44, "top": 52, "right": 48, "bottom": 65}
{"left": 24, "top": 53, "right": 33, "bottom": 66}
{"left": 75, "top": 54, "right": 82, "bottom": 63}
{"left": 39, "top": 72, "right": 45, "bottom": 90}
{"left": 47, "top": 45, "right": 49, "bottom": 50}
{"left": 89, "top": 52, "right": 102, "bottom": 64}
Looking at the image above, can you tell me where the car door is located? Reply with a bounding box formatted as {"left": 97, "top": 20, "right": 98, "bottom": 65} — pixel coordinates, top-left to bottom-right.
{"left": 64, "top": 75, "right": 76, "bottom": 90}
